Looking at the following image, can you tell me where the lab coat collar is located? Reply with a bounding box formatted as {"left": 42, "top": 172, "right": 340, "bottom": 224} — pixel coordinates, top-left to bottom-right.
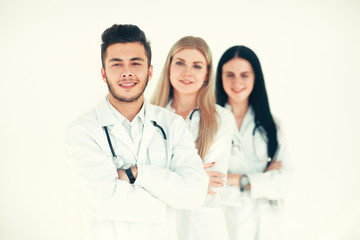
{"left": 96, "top": 97, "right": 116, "bottom": 126}
{"left": 166, "top": 99, "right": 199, "bottom": 120}
{"left": 96, "top": 96, "right": 160, "bottom": 163}
{"left": 224, "top": 103, "right": 254, "bottom": 134}
{"left": 96, "top": 96, "right": 147, "bottom": 127}
{"left": 138, "top": 101, "right": 159, "bottom": 163}
{"left": 106, "top": 97, "right": 145, "bottom": 125}
{"left": 143, "top": 100, "right": 157, "bottom": 123}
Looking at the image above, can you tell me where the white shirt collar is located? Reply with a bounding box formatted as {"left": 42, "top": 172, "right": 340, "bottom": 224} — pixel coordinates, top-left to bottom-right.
{"left": 224, "top": 102, "right": 254, "bottom": 133}
{"left": 106, "top": 96, "right": 145, "bottom": 124}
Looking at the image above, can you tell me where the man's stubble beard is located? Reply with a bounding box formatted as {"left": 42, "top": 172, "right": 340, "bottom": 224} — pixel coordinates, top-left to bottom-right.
{"left": 106, "top": 74, "right": 149, "bottom": 103}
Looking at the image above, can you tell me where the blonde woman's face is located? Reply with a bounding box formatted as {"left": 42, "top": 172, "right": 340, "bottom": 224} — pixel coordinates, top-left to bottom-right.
{"left": 222, "top": 58, "right": 255, "bottom": 104}
{"left": 169, "top": 48, "right": 208, "bottom": 96}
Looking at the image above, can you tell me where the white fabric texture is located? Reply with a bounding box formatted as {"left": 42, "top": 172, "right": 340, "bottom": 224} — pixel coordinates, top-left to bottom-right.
{"left": 166, "top": 102, "right": 236, "bottom": 240}
{"left": 66, "top": 97, "right": 209, "bottom": 240}
{"left": 220, "top": 104, "right": 293, "bottom": 240}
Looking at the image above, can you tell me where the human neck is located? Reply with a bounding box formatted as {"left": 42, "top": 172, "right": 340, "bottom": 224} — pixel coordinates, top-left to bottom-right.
{"left": 171, "top": 91, "right": 198, "bottom": 119}
{"left": 108, "top": 94, "right": 143, "bottom": 122}
{"left": 228, "top": 98, "right": 249, "bottom": 129}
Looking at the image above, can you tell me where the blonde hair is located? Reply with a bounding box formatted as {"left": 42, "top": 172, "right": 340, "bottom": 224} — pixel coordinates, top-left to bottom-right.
{"left": 151, "top": 36, "right": 218, "bottom": 160}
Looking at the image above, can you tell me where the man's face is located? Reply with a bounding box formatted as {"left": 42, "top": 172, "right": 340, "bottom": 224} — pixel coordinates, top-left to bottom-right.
{"left": 101, "top": 42, "right": 153, "bottom": 103}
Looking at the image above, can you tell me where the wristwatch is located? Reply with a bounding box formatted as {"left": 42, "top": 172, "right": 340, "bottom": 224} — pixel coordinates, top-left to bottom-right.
{"left": 240, "top": 175, "right": 249, "bottom": 192}
{"left": 125, "top": 166, "right": 136, "bottom": 184}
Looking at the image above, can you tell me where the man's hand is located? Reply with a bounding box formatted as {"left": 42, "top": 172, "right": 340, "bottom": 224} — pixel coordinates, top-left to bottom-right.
{"left": 117, "top": 166, "right": 138, "bottom": 183}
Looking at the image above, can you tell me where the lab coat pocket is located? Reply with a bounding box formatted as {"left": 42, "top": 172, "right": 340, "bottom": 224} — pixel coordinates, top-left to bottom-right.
{"left": 258, "top": 201, "right": 282, "bottom": 239}
{"left": 147, "top": 150, "right": 167, "bottom": 168}
{"left": 251, "top": 134, "right": 269, "bottom": 172}
{"left": 252, "top": 157, "right": 269, "bottom": 172}
{"left": 178, "top": 207, "right": 229, "bottom": 240}
{"left": 146, "top": 131, "right": 168, "bottom": 168}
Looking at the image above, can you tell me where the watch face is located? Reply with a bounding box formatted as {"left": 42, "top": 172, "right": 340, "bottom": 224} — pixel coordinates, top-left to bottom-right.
{"left": 240, "top": 176, "right": 249, "bottom": 186}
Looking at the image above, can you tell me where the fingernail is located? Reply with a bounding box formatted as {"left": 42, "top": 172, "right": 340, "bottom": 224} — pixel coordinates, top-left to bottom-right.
{"left": 212, "top": 162, "right": 215, "bottom": 164}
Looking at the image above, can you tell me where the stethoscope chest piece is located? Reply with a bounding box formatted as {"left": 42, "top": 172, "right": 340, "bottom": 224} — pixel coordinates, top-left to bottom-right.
{"left": 112, "top": 156, "right": 124, "bottom": 169}
{"left": 231, "top": 143, "right": 242, "bottom": 155}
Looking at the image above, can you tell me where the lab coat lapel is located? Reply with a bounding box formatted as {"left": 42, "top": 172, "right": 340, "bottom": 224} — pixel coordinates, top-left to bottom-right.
{"left": 95, "top": 97, "right": 137, "bottom": 158}
{"left": 111, "top": 123, "right": 136, "bottom": 155}
{"left": 224, "top": 103, "right": 254, "bottom": 136}
{"left": 138, "top": 102, "right": 156, "bottom": 164}
{"left": 96, "top": 97, "right": 116, "bottom": 127}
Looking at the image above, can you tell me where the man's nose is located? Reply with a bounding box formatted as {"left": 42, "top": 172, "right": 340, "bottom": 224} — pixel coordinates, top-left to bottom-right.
{"left": 122, "top": 66, "right": 133, "bottom": 77}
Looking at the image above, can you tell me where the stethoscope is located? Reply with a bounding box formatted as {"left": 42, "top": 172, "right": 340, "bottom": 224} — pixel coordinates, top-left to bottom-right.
{"left": 103, "top": 120, "right": 167, "bottom": 169}
{"left": 189, "top": 108, "right": 198, "bottom": 120}
{"left": 231, "top": 127, "right": 272, "bottom": 169}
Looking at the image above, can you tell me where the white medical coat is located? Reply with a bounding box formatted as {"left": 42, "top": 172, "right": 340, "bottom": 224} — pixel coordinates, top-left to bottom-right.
{"left": 220, "top": 104, "right": 293, "bottom": 240}
{"left": 66, "top": 98, "right": 209, "bottom": 240}
{"left": 166, "top": 102, "right": 235, "bottom": 240}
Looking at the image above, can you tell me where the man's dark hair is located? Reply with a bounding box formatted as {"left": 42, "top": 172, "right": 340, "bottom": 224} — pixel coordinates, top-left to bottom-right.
{"left": 101, "top": 24, "right": 152, "bottom": 67}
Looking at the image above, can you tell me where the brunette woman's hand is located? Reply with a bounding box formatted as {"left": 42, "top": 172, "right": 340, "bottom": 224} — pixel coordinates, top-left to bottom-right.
{"left": 226, "top": 173, "right": 241, "bottom": 186}
{"left": 204, "top": 162, "right": 225, "bottom": 195}
{"left": 265, "top": 159, "right": 283, "bottom": 172}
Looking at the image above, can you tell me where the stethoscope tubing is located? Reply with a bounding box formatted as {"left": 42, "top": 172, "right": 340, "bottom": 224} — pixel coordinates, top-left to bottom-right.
{"left": 103, "top": 121, "right": 167, "bottom": 160}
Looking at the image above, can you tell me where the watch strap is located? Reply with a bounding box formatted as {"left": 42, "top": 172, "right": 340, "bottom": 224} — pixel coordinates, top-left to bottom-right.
{"left": 125, "top": 168, "right": 136, "bottom": 184}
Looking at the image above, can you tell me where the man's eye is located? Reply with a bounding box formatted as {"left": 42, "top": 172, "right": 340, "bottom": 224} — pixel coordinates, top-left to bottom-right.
{"left": 132, "top": 62, "right": 141, "bottom": 66}
{"left": 112, "top": 63, "right": 120, "bottom": 67}
{"left": 226, "top": 74, "right": 234, "bottom": 78}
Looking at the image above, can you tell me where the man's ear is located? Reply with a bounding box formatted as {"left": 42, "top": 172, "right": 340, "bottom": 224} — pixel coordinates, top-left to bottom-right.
{"left": 101, "top": 68, "right": 107, "bottom": 83}
{"left": 148, "top": 65, "right": 153, "bottom": 81}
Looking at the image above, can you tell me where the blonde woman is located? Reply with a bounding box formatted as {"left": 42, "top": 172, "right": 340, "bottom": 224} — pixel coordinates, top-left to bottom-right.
{"left": 152, "top": 36, "right": 235, "bottom": 240}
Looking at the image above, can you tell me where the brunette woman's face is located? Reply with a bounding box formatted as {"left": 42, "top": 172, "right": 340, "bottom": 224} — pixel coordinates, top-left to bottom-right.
{"left": 222, "top": 58, "right": 255, "bottom": 104}
{"left": 169, "top": 48, "right": 208, "bottom": 97}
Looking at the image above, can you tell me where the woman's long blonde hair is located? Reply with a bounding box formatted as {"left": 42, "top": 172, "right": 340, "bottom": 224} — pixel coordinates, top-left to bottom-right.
{"left": 151, "top": 36, "right": 218, "bottom": 160}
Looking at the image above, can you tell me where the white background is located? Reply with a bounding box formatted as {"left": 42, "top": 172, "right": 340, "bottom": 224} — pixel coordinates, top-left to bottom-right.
{"left": 1, "top": 0, "right": 360, "bottom": 239}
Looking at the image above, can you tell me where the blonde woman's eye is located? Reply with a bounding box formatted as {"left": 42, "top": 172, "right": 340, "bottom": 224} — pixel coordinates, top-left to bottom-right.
{"left": 194, "top": 65, "right": 202, "bottom": 69}
{"left": 176, "top": 61, "right": 184, "bottom": 66}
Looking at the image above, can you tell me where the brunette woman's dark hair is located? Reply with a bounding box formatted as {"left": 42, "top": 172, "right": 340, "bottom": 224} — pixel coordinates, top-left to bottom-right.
{"left": 216, "top": 46, "right": 278, "bottom": 165}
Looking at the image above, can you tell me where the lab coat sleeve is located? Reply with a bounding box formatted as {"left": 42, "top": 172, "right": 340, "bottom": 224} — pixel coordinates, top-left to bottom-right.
{"left": 247, "top": 122, "right": 293, "bottom": 200}
{"left": 66, "top": 121, "right": 167, "bottom": 223}
{"left": 203, "top": 108, "right": 235, "bottom": 193}
{"left": 134, "top": 116, "right": 209, "bottom": 209}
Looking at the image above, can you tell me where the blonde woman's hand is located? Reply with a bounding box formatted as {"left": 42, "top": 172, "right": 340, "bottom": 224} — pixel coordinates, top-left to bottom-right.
{"left": 204, "top": 162, "right": 225, "bottom": 195}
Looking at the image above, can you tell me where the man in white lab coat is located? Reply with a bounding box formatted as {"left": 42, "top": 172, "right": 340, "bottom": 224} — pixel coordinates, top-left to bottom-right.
{"left": 66, "top": 24, "right": 209, "bottom": 240}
